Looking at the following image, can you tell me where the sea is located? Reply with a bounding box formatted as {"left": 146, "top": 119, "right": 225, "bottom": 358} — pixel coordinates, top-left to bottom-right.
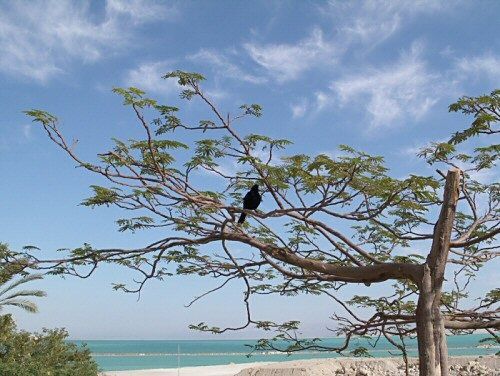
{"left": 71, "top": 334, "right": 498, "bottom": 372}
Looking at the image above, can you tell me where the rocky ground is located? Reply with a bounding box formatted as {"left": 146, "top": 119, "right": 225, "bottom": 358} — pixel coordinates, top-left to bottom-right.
{"left": 236, "top": 356, "right": 499, "bottom": 376}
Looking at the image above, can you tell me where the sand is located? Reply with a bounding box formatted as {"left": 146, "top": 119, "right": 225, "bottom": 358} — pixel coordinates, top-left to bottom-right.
{"left": 101, "top": 356, "right": 498, "bottom": 376}
{"left": 101, "top": 362, "right": 274, "bottom": 376}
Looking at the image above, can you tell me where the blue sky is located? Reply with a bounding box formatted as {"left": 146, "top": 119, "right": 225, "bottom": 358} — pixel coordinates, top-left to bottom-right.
{"left": 0, "top": 0, "right": 499, "bottom": 339}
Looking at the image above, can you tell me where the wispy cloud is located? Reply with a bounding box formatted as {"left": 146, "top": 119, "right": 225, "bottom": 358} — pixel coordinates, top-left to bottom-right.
{"left": 399, "top": 137, "right": 448, "bottom": 158}
{"left": 106, "top": 0, "right": 177, "bottom": 25}
{"left": 188, "top": 49, "right": 267, "bottom": 84}
{"left": 22, "top": 124, "right": 33, "bottom": 140}
{"left": 242, "top": 1, "right": 450, "bottom": 84}
{"left": 0, "top": 0, "right": 175, "bottom": 82}
{"left": 455, "top": 161, "right": 498, "bottom": 184}
{"left": 314, "top": 91, "right": 331, "bottom": 112}
{"left": 126, "top": 58, "right": 231, "bottom": 102}
{"left": 321, "top": 0, "right": 448, "bottom": 47}
{"left": 244, "top": 28, "right": 339, "bottom": 82}
{"left": 455, "top": 53, "right": 500, "bottom": 82}
{"left": 290, "top": 92, "right": 333, "bottom": 119}
{"left": 290, "top": 99, "right": 308, "bottom": 119}
{"left": 330, "top": 42, "right": 441, "bottom": 129}
{"left": 124, "top": 61, "right": 178, "bottom": 95}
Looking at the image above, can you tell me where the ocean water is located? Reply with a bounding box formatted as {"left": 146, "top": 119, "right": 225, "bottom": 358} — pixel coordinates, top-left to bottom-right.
{"left": 71, "top": 335, "right": 497, "bottom": 372}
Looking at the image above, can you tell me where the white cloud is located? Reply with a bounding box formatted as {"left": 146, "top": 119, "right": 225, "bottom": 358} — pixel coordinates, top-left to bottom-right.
{"left": 340, "top": 4, "right": 400, "bottom": 45}
{"left": 242, "top": 1, "right": 448, "bottom": 83}
{"left": 314, "top": 91, "right": 331, "bottom": 112}
{"left": 454, "top": 161, "right": 498, "bottom": 185}
{"left": 455, "top": 53, "right": 500, "bottom": 82}
{"left": 400, "top": 137, "right": 448, "bottom": 158}
{"left": 330, "top": 42, "right": 440, "bottom": 129}
{"left": 189, "top": 49, "right": 267, "bottom": 84}
{"left": 289, "top": 91, "right": 334, "bottom": 119}
{"left": 126, "top": 59, "right": 230, "bottom": 101}
{"left": 468, "top": 169, "right": 497, "bottom": 185}
{"left": 22, "top": 124, "right": 33, "bottom": 139}
{"left": 106, "top": 0, "right": 176, "bottom": 24}
{"left": 0, "top": 0, "right": 174, "bottom": 82}
{"left": 125, "top": 61, "right": 228, "bottom": 101}
{"left": 401, "top": 144, "right": 426, "bottom": 158}
{"left": 399, "top": 142, "right": 498, "bottom": 184}
{"left": 124, "top": 61, "right": 178, "bottom": 95}
{"left": 203, "top": 88, "right": 228, "bottom": 101}
{"left": 322, "top": 0, "right": 447, "bottom": 47}
{"left": 244, "top": 28, "right": 339, "bottom": 82}
{"left": 196, "top": 161, "right": 238, "bottom": 179}
{"left": 252, "top": 148, "right": 282, "bottom": 167}
{"left": 290, "top": 99, "right": 308, "bottom": 119}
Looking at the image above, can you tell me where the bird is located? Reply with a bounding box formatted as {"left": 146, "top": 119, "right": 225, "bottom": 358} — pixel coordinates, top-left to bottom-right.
{"left": 238, "top": 184, "right": 262, "bottom": 224}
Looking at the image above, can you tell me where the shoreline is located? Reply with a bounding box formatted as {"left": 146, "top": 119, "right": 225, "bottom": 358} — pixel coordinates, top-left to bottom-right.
{"left": 101, "top": 355, "right": 498, "bottom": 376}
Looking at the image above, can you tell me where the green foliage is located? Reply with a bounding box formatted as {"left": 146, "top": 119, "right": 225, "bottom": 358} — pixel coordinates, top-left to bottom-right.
{"left": 239, "top": 104, "right": 263, "bottom": 117}
{"left": 129, "top": 139, "right": 189, "bottom": 151}
{"left": 418, "top": 142, "right": 456, "bottom": 165}
{"left": 350, "top": 346, "right": 372, "bottom": 357}
{"left": 471, "top": 144, "right": 500, "bottom": 170}
{"left": 185, "top": 136, "right": 233, "bottom": 173}
{"left": 249, "top": 323, "right": 328, "bottom": 357}
{"left": 22, "top": 74, "right": 500, "bottom": 362}
{"left": 153, "top": 105, "right": 182, "bottom": 134}
{"left": 116, "top": 216, "right": 155, "bottom": 233}
{"left": 0, "top": 314, "right": 98, "bottom": 376}
{"left": 188, "top": 322, "right": 221, "bottom": 334}
{"left": 0, "top": 244, "right": 30, "bottom": 285}
{"left": 420, "top": 89, "right": 499, "bottom": 175}
{"left": 81, "top": 186, "right": 120, "bottom": 207}
{"left": 163, "top": 71, "right": 205, "bottom": 100}
{"left": 0, "top": 244, "right": 46, "bottom": 314}
{"left": 112, "top": 87, "right": 157, "bottom": 108}
{"left": 484, "top": 288, "right": 500, "bottom": 304}
{"left": 244, "top": 135, "right": 292, "bottom": 152}
{"left": 448, "top": 89, "right": 500, "bottom": 144}
{"left": 347, "top": 280, "right": 418, "bottom": 315}
{"left": 23, "top": 110, "right": 58, "bottom": 126}
{"left": 163, "top": 70, "right": 205, "bottom": 86}
{"left": 0, "top": 274, "right": 46, "bottom": 314}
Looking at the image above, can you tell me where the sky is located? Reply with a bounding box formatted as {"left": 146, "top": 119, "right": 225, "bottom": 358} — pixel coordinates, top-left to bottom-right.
{"left": 0, "top": 0, "right": 499, "bottom": 340}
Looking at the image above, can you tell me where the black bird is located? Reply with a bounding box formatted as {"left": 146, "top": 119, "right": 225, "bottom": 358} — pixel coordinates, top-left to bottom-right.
{"left": 238, "top": 184, "right": 262, "bottom": 224}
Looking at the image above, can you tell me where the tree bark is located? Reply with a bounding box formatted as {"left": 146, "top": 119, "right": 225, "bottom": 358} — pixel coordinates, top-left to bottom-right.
{"left": 417, "top": 169, "right": 460, "bottom": 376}
{"left": 437, "top": 315, "right": 449, "bottom": 376}
{"left": 416, "top": 264, "right": 438, "bottom": 376}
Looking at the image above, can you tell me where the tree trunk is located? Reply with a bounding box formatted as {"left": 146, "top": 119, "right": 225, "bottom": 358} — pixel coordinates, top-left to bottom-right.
{"left": 417, "top": 294, "right": 450, "bottom": 376}
{"left": 432, "top": 292, "right": 449, "bottom": 376}
{"left": 436, "top": 314, "right": 449, "bottom": 376}
{"left": 417, "top": 169, "right": 460, "bottom": 376}
{"left": 416, "top": 265, "right": 438, "bottom": 376}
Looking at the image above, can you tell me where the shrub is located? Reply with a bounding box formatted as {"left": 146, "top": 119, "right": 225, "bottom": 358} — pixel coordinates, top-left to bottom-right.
{"left": 0, "top": 314, "right": 98, "bottom": 376}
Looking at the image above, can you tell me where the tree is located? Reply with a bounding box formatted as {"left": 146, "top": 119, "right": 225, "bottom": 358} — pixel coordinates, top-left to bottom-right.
{"left": 0, "top": 245, "right": 98, "bottom": 375}
{"left": 0, "top": 244, "right": 46, "bottom": 314}
{"left": 24, "top": 74, "right": 499, "bottom": 376}
{"left": 0, "top": 314, "right": 98, "bottom": 376}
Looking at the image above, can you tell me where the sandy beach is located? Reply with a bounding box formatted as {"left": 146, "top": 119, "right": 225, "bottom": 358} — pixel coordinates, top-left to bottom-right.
{"left": 101, "top": 356, "right": 498, "bottom": 376}
{"left": 101, "top": 362, "right": 274, "bottom": 376}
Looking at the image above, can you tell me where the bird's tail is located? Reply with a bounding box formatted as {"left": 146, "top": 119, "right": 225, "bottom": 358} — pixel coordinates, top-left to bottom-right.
{"left": 238, "top": 213, "right": 247, "bottom": 224}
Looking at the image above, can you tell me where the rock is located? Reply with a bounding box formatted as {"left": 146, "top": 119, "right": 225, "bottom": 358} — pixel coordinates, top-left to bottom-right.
{"left": 355, "top": 367, "right": 370, "bottom": 376}
{"left": 335, "top": 365, "right": 346, "bottom": 374}
{"left": 454, "top": 360, "right": 494, "bottom": 376}
{"left": 235, "top": 356, "right": 497, "bottom": 376}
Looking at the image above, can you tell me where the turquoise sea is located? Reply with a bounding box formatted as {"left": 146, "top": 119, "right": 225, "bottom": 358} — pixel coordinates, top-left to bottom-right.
{"left": 71, "top": 335, "right": 498, "bottom": 372}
